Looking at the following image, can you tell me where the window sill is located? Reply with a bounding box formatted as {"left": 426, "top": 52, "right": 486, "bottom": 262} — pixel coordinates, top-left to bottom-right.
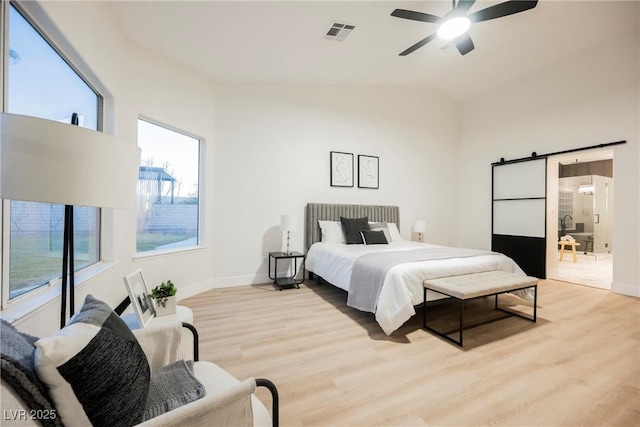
{"left": 1, "top": 261, "right": 117, "bottom": 324}
{"left": 133, "top": 245, "right": 207, "bottom": 262}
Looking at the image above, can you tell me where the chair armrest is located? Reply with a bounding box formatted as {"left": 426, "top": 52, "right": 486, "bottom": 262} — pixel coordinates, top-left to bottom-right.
{"left": 181, "top": 322, "right": 199, "bottom": 361}
{"left": 136, "top": 377, "right": 256, "bottom": 427}
{"left": 256, "top": 379, "right": 279, "bottom": 427}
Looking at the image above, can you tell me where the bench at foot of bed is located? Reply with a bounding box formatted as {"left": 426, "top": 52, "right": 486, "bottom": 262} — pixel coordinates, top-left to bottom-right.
{"left": 423, "top": 271, "right": 538, "bottom": 347}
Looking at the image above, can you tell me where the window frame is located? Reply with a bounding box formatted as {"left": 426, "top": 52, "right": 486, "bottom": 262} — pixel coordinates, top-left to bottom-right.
{"left": 1, "top": 0, "right": 108, "bottom": 311}
{"left": 134, "top": 116, "right": 205, "bottom": 257}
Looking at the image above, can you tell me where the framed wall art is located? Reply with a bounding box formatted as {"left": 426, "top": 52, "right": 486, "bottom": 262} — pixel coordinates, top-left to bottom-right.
{"left": 358, "top": 155, "right": 379, "bottom": 189}
{"left": 330, "top": 151, "right": 354, "bottom": 187}
{"left": 123, "top": 269, "right": 155, "bottom": 328}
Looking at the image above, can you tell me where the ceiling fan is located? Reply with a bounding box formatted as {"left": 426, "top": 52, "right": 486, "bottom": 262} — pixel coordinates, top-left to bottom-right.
{"left": 391, "top": 0, "right": 538, "bottom": 56}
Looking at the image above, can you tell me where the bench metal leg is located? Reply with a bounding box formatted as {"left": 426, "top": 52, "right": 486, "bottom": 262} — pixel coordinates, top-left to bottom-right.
{"left": 495, "top": 285, "right": 537, "bottom": 323}
{"left": 424, "top": 284, "right": 537, "bottom": 347}
{"left": 422, "top": 287, "right": 430, "bottom": 330}
{"left": 459, "top": 299, "right": 464, "bottom": 347}
{"left": 423, "top": 288, "right": 464, "bottom": 347}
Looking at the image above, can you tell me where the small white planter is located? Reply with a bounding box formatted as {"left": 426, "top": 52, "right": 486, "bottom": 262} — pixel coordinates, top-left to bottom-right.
{"left": 154, "top": 295, "right": 177, "bottom": 317}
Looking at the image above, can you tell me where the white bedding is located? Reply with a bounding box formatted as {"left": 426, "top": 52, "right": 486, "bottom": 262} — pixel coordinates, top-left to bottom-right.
{"left": 305, "top": 241, "right": 526, "bottom": 335}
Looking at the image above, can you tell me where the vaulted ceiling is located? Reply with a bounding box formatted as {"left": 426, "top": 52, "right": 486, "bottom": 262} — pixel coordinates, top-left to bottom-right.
{"left": 110, "top": 1, "right": 639, "bottom": 102}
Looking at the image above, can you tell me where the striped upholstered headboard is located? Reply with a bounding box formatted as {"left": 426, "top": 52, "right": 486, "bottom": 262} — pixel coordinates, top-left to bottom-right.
{"left": 305, "top": 203, "right": 400, "bottom": 251}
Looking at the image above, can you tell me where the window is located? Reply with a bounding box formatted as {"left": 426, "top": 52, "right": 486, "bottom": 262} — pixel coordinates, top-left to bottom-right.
{"left": 136, "top": 119, "right": 200, "bottom": 253}
{"left": 3, "top": 4, "right": 101, "bottom": 300}
{"left": 7, "top": 5, "right": 99, "bottom": 129}
{"left": 8, "top": 203, "right": 100, "bottom": 299}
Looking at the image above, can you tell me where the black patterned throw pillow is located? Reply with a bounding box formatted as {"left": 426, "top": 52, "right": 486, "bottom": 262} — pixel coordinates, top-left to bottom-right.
{"left": 34, "top": 295, "right": 151, "bottom": 427}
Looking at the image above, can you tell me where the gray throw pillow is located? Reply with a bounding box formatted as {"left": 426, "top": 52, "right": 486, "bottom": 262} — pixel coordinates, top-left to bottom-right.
{"left": 0, "top": 320, "right": 62, "bottom": 427}
{"left": 361, "top": 230, "right": 389, "bottom": 245}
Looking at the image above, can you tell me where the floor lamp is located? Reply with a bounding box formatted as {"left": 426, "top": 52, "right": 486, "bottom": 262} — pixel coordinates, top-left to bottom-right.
{"left": 60, "top": 204, "right": 75, "bottom": 327}
{"left": 59, "top": 114, "right": 80, "bottom": 327}
{"left": 1, "top": 112, "right": 140, "bottom": 328}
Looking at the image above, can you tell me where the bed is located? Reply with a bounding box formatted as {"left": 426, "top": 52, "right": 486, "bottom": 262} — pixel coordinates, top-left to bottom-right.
{"left": 304, "top": 203, "right": 529, "bottom": 335}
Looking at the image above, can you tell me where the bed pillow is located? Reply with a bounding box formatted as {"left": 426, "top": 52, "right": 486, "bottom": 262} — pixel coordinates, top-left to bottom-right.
{"left": 370, "top": 222, "right": 402, "bottom": 242}
{"left": 318, "top": 220, "right": 346, "bottom": 244}
{"left": 340, "top": 217, "right": 370, "bottom": 244}
{"left": 34, "top": 295, "right": 151, "bottom": 427}
{"left": 387, "top": 222, "right": 403, "bottom": 242}
{"left": 369, "top": 222, "right": 392, "bottom": 243}
{"left": 361, "top": 230, "right": 388, "bottom": 245}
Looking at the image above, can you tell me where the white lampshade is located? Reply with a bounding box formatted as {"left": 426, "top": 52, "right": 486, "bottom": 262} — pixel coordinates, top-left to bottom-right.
{"left": 280, "top": 215, "right": 297, "bottom": 232}
{"left": 412, "top": 220, "right": 426, "bottom": 233}
{"left": 0, "top": 113, "right": 140, "bottom": 209}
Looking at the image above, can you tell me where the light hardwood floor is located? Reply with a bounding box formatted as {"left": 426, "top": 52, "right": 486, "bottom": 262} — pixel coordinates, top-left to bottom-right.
{"left": 181, "top": 279, "right": 640, "bottom": 426}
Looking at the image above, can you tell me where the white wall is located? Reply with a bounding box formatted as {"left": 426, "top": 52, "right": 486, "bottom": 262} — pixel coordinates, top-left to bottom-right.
{"left": 8, "top": 1, "right": 221, "bottom": 335}
{"left": 6, "top": 1, "right": 638, "bottom": 336}
{"left": 6, "top": 1, "right": 461, "bottom": 335}
{"left": 210, "top": 83, "right": 461, "bottom": 286}
{"left": 458, "top": 24, "right": 640, "bottom": 296}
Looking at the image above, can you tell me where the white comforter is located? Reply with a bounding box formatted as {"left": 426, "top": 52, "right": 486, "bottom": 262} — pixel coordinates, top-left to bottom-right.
{"left": 305, "top": 241, "right": 526, "bottom": 335}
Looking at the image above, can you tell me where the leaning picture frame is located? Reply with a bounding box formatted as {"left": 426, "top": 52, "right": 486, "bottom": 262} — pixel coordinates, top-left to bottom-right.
{"left": 358, "top": 154, "right": 379, "bottom": 189}
{"left": 330, "top": 151, "right": 354, "bottom": 187}
{"left": 123, "top": 269, "right": 155, "bottom": 328}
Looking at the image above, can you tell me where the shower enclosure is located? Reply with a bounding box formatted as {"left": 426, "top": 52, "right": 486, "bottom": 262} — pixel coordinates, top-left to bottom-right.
{"left": 558, "top": 174, "right": 613, "bottom": 254}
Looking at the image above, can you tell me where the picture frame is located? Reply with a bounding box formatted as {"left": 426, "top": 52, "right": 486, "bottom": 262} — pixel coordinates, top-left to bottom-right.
{"left": 123, "top": 269, "right": 155, "bottom": 328}
{"left": 358, "top": 155, "right": 379, "bottom": 189}
{"left": 330, "top": 151, "right": 354, "bottom": 187}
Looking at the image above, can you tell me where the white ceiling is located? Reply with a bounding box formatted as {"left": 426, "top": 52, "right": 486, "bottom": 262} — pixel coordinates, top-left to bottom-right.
{"left": 109, "top": 1, "right": 638, "bottom": 102}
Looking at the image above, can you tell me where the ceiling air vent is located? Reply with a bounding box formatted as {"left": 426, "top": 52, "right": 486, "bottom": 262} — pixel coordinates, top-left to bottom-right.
{"left": 324, "top": 22, "right": 355, "bottom": 42}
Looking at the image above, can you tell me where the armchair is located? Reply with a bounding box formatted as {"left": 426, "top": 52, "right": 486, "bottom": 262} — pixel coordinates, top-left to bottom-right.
{"left": 133, "top": 320, "right": 278, "bottom": 427}
{"left": 1, "top": 296, "right": 278, "bottom": 427}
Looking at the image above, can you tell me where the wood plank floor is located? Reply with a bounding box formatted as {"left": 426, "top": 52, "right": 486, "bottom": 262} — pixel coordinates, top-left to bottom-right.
{"left": 180, "top": 279, "right": 640, "bottom": 426}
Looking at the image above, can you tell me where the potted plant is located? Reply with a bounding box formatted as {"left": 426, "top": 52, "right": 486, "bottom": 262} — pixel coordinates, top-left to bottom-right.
{"left": 151, "top": 280, "right": 177, "bottom": 316}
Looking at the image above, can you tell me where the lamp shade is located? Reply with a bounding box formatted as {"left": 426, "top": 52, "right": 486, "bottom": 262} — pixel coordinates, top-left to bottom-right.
{"left": 1, "top": 113, "right": 140, "bottom": 209}
{"left": 280, "top": 215, "right": 297, "bottom": 232}
{"left": 412, "top": 220, "right": 426, "bottom": 233}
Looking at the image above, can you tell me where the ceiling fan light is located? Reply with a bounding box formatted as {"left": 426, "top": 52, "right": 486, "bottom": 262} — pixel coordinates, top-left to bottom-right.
{"left": 437, "top": 17, "right": 470, "bottom": 40}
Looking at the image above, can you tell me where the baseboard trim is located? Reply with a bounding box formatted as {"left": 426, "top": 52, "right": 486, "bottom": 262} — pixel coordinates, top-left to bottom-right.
{"left": 177, "top": 274, "right": 271, "bottom": 301}
{"left": 611, "top": 281, "right": 640, "bottom": 297}
{"left": 546, "top": 268, "right": 559, "bottom": 279}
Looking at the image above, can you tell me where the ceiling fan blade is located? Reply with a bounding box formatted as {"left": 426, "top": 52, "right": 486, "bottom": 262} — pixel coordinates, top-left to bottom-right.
{"left": 454, "top": 33, "right": 475, "bottom": 55}
{"left": 468, "top": 0, "right": 537, "bottom": 23}
{"left": 399, "top": 33, "right": 438, "bottom": 56}
{"left": 391, "top": 9, "right": 441, "bottom": 24}
{"left": 455, "top": 0, "right": 476, "bottom": 13}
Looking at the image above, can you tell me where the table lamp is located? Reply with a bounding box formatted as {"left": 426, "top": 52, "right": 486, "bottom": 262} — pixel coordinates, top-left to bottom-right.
{"left": 412, "top": 220, "right": 426, "bottom": 243}
{"left": 280, "top": 215, "right": 297, "bottom": 255}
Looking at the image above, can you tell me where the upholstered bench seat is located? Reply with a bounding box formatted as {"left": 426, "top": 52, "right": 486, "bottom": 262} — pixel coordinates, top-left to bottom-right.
{"left": 423, "top": 270, "right": 538, "bottom": 347}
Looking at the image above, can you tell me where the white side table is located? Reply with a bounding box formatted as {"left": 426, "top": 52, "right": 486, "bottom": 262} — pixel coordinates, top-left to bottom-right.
{"left": 122, "top": 305, "right": 195, "bottom": 359}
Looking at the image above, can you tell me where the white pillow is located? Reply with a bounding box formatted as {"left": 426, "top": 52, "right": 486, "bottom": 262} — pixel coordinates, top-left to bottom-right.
{"left": 387, "top": 222, "right": 403, "bottom": 242}
{"left": 319, "top": 220, "right": 345, "bottom": 244}
{"left": 369, "top": 221, "right": 402, "bottom": 242}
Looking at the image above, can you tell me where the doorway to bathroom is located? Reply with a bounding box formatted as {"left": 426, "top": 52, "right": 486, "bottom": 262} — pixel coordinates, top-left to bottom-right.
{"left": 548, "top": 149, "right": 614, "bottom": 289}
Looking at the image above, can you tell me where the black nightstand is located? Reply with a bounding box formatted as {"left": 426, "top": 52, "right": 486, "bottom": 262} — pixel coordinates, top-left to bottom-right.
{"left": 268, "top": 251, "right": 305, "bottom": 290}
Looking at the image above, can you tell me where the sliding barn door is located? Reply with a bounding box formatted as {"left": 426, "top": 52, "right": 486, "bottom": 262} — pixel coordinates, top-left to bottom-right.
{"left": 492, "top": 158, "right": 547, "bottom": 278}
